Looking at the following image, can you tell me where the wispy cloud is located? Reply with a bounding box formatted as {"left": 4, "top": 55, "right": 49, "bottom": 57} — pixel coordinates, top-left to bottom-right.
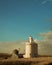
{"left": 39, "top": 31, "right": 52, "bottom": 40}
{"left": 41, "top": 0, "right": 52, "bottom": 5}
{"left": 42, "top": 1, "right": 47, "bottom": 4}
{"left": 48, "top": 0, "right": 52, "bottom": 1}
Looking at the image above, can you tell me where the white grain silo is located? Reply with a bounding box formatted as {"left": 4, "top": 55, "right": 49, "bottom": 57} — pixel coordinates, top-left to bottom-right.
{"left": 23, "top": 36, "right": 38, "bottom": 58}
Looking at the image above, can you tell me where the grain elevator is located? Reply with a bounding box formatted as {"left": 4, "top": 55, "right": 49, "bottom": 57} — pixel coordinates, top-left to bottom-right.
{"left": 23, "top": 36, "right": 38, "bottom": 58}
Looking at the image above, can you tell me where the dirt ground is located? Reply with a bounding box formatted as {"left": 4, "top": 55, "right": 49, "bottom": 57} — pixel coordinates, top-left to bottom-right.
{"left": 0, "top": 57, "right": 52, "bottom": 65}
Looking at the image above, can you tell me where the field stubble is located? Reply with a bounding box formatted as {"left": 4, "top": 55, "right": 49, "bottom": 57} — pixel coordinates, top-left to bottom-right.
{"left": 0, "top": 57, "right": 52, "bottom": 65}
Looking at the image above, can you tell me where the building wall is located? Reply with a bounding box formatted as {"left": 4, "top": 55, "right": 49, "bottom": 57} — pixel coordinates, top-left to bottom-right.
{"left": 31, "top": 43, "right": 38, "bottom": 57}
{"left": 24, "top": 42, "right": 38, "bottom": 58}
{"left": 25, "top": 42, "right": 32, "bottom": 58}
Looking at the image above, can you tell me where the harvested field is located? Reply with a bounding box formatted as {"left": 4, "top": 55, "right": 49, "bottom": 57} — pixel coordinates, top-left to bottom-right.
{"left": 0, "top": 57, "right": 52, "bottom": 65}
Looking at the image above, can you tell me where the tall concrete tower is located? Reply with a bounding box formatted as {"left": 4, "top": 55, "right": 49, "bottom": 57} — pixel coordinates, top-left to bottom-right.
{"left": 23, "top": 36, "right": 38, "bottom": 58}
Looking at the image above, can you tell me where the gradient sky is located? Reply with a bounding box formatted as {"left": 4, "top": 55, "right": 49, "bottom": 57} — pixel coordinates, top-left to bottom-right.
{"left": 0, "top": 0, "right": 52, "bottom": 41}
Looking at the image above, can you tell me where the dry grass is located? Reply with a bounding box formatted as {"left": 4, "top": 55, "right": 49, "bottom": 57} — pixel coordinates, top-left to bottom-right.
{"left": 0, "top": 57, "right": 52, "bottom": 65}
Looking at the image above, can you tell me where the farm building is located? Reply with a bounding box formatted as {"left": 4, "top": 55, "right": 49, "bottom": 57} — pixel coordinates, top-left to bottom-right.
{"left": 23, "top": 36, "right": 38, "bottom": 58}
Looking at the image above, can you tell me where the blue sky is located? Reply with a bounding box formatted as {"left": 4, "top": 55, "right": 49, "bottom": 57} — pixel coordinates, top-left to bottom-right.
{"left": 0, "top": 0, "right": 52, "bottom": 41}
